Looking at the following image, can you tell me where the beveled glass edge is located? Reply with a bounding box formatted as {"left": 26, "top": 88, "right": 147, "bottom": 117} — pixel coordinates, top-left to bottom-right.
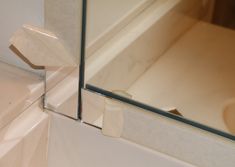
{"left": 78, "top": 0, "right": 87, "bottom": 119}
{"left": 85, "top": 84, "right": 235, "bottom": 141}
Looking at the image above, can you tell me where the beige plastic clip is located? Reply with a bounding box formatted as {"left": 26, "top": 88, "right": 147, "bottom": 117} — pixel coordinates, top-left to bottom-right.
{"left": 9, "top": 0, "right": 82, "bottom": 67}
{"left": 10, "top": 25, "right": 77, "bottom": 67}
{"left": 102, "top": 98, "right": 124, "bottom": 138}
{"left": 102, "top": 90, "right": 132, "bottom": 138}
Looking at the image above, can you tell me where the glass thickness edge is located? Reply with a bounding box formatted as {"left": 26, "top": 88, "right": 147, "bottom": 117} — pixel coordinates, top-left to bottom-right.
{"left": 85, "top": 84, "right": 235, "bottom": 141}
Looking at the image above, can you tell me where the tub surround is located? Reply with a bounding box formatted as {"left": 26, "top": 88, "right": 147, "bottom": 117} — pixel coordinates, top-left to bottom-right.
{"left": 0, "top": 61, "right": 51, "bottom": 166}
{"left": 32, "top": 0, "right": 153, "bottom": 119}
{"left": 0, "top": 58, "right": 78, "bottom": 166}
{"left": 128, "top": 22, "right": 235, "bottom": 133}
{"left": 0, "top": 59, "right": 79, "bottom": 128}
{"left": 1, "top": 0, "right": 235, "bottom": 167}
{"left": 38, "top": 2, "right": 235, "bottom": 167}
{"left": 8, "top": 0, "right": 84, "bottom": 118}
{"left": 0, "top": 101, "right": 49, "bottom": 167}
{"left": 51, "top": 0, "right": 208, "bottom": 120}
{"left": 48, "top": 111, "right": 196, "bottom": 167}
{"left": 45, "top": 68, "right": 79, "bottom": 119}
{"left": 44, "top": 0, "right": 207, "bottom": 119}
{"left": 85, "top": 0, "right": 235, "bottom": 134}
{"left": 86, "top": 0, "right": 205, "bottom": 90}
{"left": 82, "top": 89, "right": 235, "bottom": 167}
{"left": 0, "top": 62, "right": 44, "bottom": 130}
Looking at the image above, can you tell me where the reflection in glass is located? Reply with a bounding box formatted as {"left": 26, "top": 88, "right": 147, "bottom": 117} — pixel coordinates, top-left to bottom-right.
{"left": 85, "top": 0, "right": 235, "bottom": 138}
{"left": 0, "top": 0, "right": 83, "bottom": 119}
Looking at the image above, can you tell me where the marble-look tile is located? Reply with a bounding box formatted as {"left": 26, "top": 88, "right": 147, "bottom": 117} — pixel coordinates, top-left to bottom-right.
{"left": 0, "top": 101, "right": 49, "bottom": 167}
{"left": 48, "top": 111, "right": 195, "bottom": 167}
{"left": 10, "top": 25, "right": 77, "bottom": 67}
{"left": 0, "top": 62, "right": 44, "bottom": 130}
{"left": 82, "top": 89, "right": 235, "bottom": 167}
{"left": 86, "top": 0, "right": 205, "bottom": 91}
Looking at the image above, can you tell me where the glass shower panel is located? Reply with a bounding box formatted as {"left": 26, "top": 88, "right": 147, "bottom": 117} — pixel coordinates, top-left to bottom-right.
{"left": 85, "top": 0, "right": 235, "bottom": 140}
{"left": 43, "top": 0, "right": 84, "bottom": 119}
{"left": 0, "top": 0, "right": 84, "bottom": 119}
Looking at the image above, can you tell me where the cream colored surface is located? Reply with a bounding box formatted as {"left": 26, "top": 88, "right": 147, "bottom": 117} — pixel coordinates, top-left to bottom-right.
{"left": 45, "top": 0, "right": 82, "bottom": 65}
{"left": 82, "top": 89, "right": 235, "bottom": 167}
{"left": 82, "top": 90, "right": 105, "bottom": 124}
{"left": 128, "top": 22, "right": 235, "bottom": 133}
{"left": 45, "top": 67, "right": 76, "bottom": 91}
{"left": 122, "top": 102, "right": 235, "bottom": 167}
{"left": 10, "top": 25, "right": 77, "bottom": 67}
{"left": 0, "top": 0, "right": 43, "bottom": 73}
{"left": 102, "top": 98, "right": 124, "bottom": 137}
{"left": 0, "top": 62, "right": 44, "bottom": 130}
{"left": 86, "top": 0, "right": 205, "bottom": 91}
{"left": 0, "top": 102, "right": 49, "bottom": 167}
{"left": 223, "top": 99, "right": 235, "bottom": 135}
{"left": 45, "top": 68, "right": 79, "bottom": 118}
{"left": 9, "top": 0, "right": 82, "bottom": 67}
{"left": 49, "top": 0, "right": 206, "bottom": 119}
{"left": 48, "top": 111, "right": 196, "bottom": 167}
{"left": 86, "top": 0, "right": 154, "bottom": 57}
{"left": 45, "top": 0, "right": 156, "bottom": 117}
{"left": 0, "top": 60, "right": 79, "bottom": 124}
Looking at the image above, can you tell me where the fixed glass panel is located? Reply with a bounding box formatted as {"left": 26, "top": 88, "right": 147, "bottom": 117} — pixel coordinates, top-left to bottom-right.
{"left": 43, "top": 0, "right": 83, "bottom": 118}
{"left": 85, "top": 0, "right": 235, "bottom": 140}
{"left": 0, "top": 0, "right": 83, "bottom": 119}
